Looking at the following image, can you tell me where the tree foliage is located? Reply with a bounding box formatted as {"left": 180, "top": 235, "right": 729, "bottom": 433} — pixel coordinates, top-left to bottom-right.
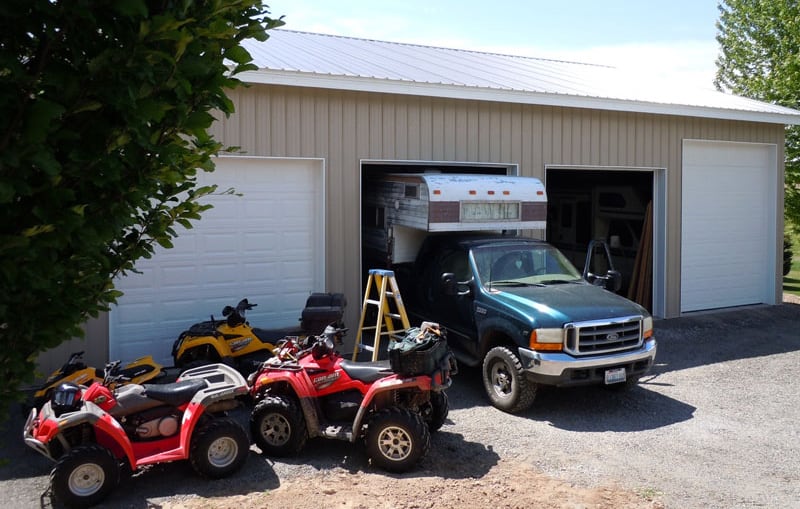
{"left": 715, "top": 0, "right": 800, "bottom": 231}
{"left": 0, "top": 1, "right": 283, "bottom": 421}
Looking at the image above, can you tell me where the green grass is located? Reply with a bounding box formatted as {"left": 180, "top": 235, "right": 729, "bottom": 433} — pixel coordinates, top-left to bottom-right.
{"left": 784, "top": 226, "right": 800, "bottom": 296}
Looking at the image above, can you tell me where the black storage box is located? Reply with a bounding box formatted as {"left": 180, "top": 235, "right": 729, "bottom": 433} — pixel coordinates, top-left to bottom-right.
{"left": 300, "top": 292, "right": 346, "bottom": 334}
{"left": 388, "top": 324, "right": 449, "bottom": 376}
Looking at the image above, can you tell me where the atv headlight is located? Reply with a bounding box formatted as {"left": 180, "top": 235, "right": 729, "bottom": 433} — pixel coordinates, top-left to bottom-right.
{"left": 52, "top": 382, "right": 83, "bottom": 417}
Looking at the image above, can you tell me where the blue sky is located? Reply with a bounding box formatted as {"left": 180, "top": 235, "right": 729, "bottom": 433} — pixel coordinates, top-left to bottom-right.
{"left": 265, "top": 0, "right": 722, "bottom": 90}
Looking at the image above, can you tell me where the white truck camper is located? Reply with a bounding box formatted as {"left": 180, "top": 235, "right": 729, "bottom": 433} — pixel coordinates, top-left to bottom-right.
{"left": 363, "top": 173, "right": 547, "bottom": 265}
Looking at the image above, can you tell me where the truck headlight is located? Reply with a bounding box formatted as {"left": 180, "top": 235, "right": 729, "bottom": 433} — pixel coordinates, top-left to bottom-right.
{"left": 529, "top": 328, "right": 563, "bottom": 351}
{"left": 643, "top": 316, "right": 654, "bottom": 339}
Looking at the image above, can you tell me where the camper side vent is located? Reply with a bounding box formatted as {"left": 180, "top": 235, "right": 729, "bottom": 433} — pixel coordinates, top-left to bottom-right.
{"left": 404, "top": 185, "right": 419, "bottom": 198}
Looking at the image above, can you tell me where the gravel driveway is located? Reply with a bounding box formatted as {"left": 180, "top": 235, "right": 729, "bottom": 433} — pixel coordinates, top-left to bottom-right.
{"left": 2, "top": 302, "right": 799, "bottom": 508}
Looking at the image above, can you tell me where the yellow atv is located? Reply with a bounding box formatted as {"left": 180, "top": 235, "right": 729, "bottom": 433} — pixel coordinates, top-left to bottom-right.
{"left": 30, "top": 351, "right": 166, "bottom": 410}
{"left": 171, "top": 293, "right": 346, "bottom": 376}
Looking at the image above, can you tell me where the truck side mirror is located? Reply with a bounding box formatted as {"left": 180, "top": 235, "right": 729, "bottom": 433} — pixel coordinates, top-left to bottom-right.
{"left": 441, "top": 273, "right": 473, "bottom": 297}
{"left": 441, "top": 273, "right": 458, "bottom": 296}
{"left": 605, "top": 269, "right": 622, "bottom": 293}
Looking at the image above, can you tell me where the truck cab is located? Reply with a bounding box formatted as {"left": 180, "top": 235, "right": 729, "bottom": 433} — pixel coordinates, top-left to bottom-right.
{"left": 396, "top": 233, "right": 656, "bottom": 413}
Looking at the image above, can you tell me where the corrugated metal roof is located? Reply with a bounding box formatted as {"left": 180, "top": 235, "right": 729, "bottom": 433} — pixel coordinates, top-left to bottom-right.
{"left": 240, "top": 30, "right": 800, "bottom": 125}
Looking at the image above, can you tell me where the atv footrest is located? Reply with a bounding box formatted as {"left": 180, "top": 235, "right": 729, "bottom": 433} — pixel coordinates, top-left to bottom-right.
{"left": 321, "top": 424, "right": 353, "bottom": 441}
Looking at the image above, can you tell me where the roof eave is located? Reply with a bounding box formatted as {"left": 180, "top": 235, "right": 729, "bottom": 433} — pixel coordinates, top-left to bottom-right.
{"left": 239, "top": 69, "right": 800, "bottom": 126}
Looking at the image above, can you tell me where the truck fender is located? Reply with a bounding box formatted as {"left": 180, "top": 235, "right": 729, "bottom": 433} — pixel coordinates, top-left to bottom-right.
{"left": 351, "top": 375, "right": 433, "bottom": 441}
{"left": 477, "top": 316, "right": 526, "bottom": 355}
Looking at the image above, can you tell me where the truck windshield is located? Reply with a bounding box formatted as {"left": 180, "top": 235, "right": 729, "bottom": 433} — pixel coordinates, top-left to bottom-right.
{"left": 471, "top": 244, "right": 583, "bottom": 286}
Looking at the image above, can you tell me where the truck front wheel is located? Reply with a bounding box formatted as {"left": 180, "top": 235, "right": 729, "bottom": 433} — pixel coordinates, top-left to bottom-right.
{"left": 482, "top": 346, "right": 536, "bottom": 413}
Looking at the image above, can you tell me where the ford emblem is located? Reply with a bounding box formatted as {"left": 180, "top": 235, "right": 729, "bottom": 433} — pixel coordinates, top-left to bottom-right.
{"left": 606, "top": 333, "right": 619, "bottom": 341}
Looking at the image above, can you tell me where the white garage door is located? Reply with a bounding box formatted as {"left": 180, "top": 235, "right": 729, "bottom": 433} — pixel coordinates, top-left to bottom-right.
{"left": 681, "top": 140, "right": 777, "bottom": 312}
{"left": 109, "top": 157, "right": 325, "bottom": 365}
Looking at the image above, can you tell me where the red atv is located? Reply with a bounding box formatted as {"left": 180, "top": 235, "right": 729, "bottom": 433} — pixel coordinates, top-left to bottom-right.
{"left": 24, "top": 362, "right": 250, "bottom": 508}
{"left": 248, "top": 324, "right": 456, "bottom": 472}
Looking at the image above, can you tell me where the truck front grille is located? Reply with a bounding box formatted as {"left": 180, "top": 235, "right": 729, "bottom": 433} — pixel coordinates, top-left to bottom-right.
{"left": 564, "top": 316, "right": 644, "bottom": 356}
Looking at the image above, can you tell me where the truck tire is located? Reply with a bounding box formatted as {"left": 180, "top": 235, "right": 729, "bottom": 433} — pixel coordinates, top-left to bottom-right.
{"left": 250, "top": 395, "right": 308, "bottom": 456}
{"left": 50, "top": 444, "right": 120, "bottom": 508}
{"left": 366, "top": 407, "right": 430, "bottom": 472}
{"left": 482, "top": 346, "right": 536, "bottom": 413}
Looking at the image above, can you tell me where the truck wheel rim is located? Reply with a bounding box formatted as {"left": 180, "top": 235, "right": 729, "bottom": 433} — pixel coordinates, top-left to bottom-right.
{"left": 377, "top": 425, "right": 413, "bottom": 461}
{"left": 261, "top": 413, "right": 291, "bottom": 446}
{"left": 68, "top": 463, "right": 105, "bottom": 496}
{"left": 208, "top": 436, "right": 239, "bottom": 467}
{"left": 490, "top": 363, "right": 513, "bottom": 397}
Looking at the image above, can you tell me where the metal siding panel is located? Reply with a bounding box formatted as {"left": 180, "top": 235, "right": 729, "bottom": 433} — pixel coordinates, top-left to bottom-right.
{"left": 432, "top": 102, "right": 445, "bottom": 161}
{"left": 466, "top": 107, "right": 479, "bottom": 161}
{"left": 369, "top": 98, "right": 382, "bottom": 157}
{"left": 444, "top": 103, "right": 457, "bottom": 160}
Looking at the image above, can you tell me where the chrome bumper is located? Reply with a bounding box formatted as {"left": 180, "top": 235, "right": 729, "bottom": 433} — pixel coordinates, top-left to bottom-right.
{"left": 519, "top": 338, "right": 657, "bottom": 386}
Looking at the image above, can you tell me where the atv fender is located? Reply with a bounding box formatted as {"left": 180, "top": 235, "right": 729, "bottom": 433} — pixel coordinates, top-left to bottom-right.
{"left": 250, "top": 368, "right": 322, "bottom": 437}
{"left": 350, "top": 374, "right": 433, "bottom": 442}
{"left": 176, "top": 336, "right": 232, "bottom": 364}
{"left": 31, "top": 401, "right": 104, "bottom": 446}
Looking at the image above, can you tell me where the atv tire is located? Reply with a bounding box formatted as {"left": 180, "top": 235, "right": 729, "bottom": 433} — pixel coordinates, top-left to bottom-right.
{"left": 482, "top": 346, "right": 536, "bottom": 414}
{"left": 423, "top": 391, "right": 449, "bottom": 432}
{"left": 250, "top": 395, "right": 308, "bottom": 456}
{"left": 189, "top": 417, "right": 249, "bottom": 479}
{"left": 365, "top": 407, "right": 430, "bottom": 473}
{"left": 50, "top": 444, "right": 120, "bottom": 508}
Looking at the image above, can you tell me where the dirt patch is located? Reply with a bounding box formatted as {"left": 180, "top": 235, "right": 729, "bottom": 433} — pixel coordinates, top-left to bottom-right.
{"left": 162, "top": 459, "right": 663, "bottom": 509}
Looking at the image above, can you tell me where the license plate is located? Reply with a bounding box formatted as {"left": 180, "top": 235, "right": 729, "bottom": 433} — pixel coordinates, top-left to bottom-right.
{"left": 604, "top": 367, "right": 626, "bottom": 384}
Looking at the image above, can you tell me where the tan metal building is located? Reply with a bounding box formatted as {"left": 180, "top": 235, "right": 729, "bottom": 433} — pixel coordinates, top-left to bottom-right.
{"left": 42, "top": 30, "right": 800, "bottom": 373}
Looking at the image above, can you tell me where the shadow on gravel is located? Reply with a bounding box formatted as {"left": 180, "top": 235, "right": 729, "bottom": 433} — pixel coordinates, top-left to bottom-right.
{"left": 36, "top": 451, "right": 280, "bottom": 509}
{"left": 249, "top": 426, "right": 499, "bottom": 481}
{"left": 653, "top": 303, "right": 800, "bottom": 373}
{"left": 524, "top": 383, "right": 696, "bottom": 432}
{"left": 444, "top": 365, "right": 695, "bottom": 432}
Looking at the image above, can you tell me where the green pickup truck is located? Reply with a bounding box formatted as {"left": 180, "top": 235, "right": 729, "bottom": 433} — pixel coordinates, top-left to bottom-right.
{"left": 395, "top": 233, "right": 657, "bottom": 413}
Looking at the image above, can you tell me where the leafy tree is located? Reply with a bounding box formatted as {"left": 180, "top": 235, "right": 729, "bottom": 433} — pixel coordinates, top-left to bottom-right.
{"left": 715, "top": 0, "right": 800, "bottom": 232}
{"left": 0, "top": 1, "right": 283, "bottom": 422}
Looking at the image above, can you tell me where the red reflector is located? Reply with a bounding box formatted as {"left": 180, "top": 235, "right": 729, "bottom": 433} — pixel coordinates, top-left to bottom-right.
{"left": 469, "top": 190, "right": 477, "bottom": 195}
{"left": 488, "top": 190, "right": 495, "bottom": 195}
{"left": 433, "top": 190, "right": 441, "bottom": 195}
{"left": 503, "top": 190, "right": 510, "bottom": 195}
{"left": 536, "top": 190, "right": 544, "bottom": 195}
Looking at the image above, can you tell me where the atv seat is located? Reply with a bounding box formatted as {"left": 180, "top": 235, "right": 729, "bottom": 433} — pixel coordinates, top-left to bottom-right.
{"left": 339, "top": 359, "right": 393, "bottom": 383}
{"left": 143, "top": 379, "right": 209, "bottom": 407}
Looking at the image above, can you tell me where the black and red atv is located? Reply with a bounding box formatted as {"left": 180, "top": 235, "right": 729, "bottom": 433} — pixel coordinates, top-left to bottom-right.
{"left": 248, "top": 324, "right": 456, "bottom": 472}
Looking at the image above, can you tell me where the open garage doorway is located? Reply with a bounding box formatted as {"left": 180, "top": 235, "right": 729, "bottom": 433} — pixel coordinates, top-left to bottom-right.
{"left": 359, "top": 160, "right": 515, "bottom": 281}
{"left": 545, "top": 167, "right": 665, "bottom": 316}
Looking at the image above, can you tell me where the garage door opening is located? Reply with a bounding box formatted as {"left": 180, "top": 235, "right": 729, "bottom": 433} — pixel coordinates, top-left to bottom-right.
{"left": 545, "top": 167, "right": 661, "bottom": 314}
{"left": 360, "top": 161, "right": 514, "bottom": 281}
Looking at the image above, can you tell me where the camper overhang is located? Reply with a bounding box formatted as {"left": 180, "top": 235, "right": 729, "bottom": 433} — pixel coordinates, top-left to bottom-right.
{"left": 420, "top": 174, "right": 547, "bottom": 231}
